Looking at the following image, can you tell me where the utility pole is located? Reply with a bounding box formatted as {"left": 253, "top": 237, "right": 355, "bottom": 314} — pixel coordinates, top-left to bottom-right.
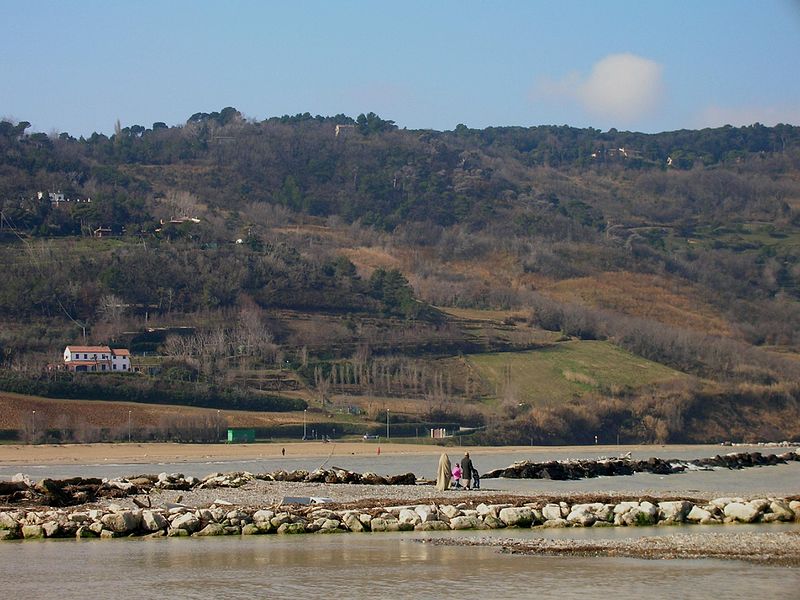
{"left": 128, "top": 410, "right": 132, "bottom": 442}
{"left": 386, "top": 409, "right": 390, "bottom": 440}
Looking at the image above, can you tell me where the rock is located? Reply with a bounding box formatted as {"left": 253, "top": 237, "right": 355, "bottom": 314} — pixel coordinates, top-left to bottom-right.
{"left": 0, "top": 512, "right": 20, "bottom": 532}
{"left": 566, "top": 505, "right": 596, "bottom": 527}
{"left": 619, "top": 502, "right": 657, "bottom": 526}
{"left": 11, "top": 473, "right": 33, "bottom": 486}
{"left": 709, "top": 497, "right": 744, "bottom": 510}
{"left": 368, "top": 517, "right": 389, "bottom": 532}
{"left": 415, "top": 521, "right": 451, "bottom": 531}
{"left": 309, "top": 509, "right": 337, "bottom": 520}
{"left": 449, "top": 515, "right": 481, "bottom": 530}
{"left": 277, "top": 523, "right": 306, "bottom": 534}
{"left": 790, "top": 500, "right": 800, "bottom": 520}
{"left": 88, "top": 521, "right": 104, "bottom": 535}
{"left": 499, "top": 507, "right": 533, "bottom": 527}
{"left": 195, "top": 523, "right": 226, "bottom": 536}
{"left": 658, "top": 501, "right": 693, "bottom": 523}
{"left": 101, "top": 511, "right": 141, "bottom": 534}
{"left": 270, "top": 513, "right": 292, "bottom": 528}
{"left": 542, "top": 518, "right": 568, "bottom": 528}
{"left": 241, "top": 524, "right": 260, "bottom": 535}
{"left": 22, "top": 524, "right": 44, "bottom": 539}
{"left": 75, "top": 526, "right": 96, "bottom": 538}
{"left": 252, "top": 510, "right": 275, "bottom": 523}
{"left": 686, "top": 506, "right": 714, "bottom": 524}
{"left": 748, "top": 498, "right": 770, "bottom": 513}
{"left": 100, "top": 529, "right": 118, "bottom": 539}
{"left": 141, "top": 510, "right": 167, "bottom": 532}
{"left": 319, "top": 519, "right": 341, "bottom": 531}
{"left": 370, "top": 517, "right": 400, "bottom": 532}
{"left": 440, "top": 505, "right": 461, "bottom": 519}
{"left": 342, "top": 513, "right": 366, "bottom": 532}
{"left": 0, "top": 529, "right": 17, "bottom": 540}
{"left": 613, "top": 501, "right": 639, "bottom": 515}
{"left": 414, "top": 505, "right": 437, "bottom": 523}
{"left": 387, "top": 473, "right": 416, "bottom": 485}
{"left": 255, "top": 521, "right": 274, "bottom": 534}
{"left": 483, "top": 515, "right": 506, "bottom": 529}
{"left": 768, "top": 501, "right": 794, "bottom": 522}
{"left": 170, "top": 513, "right": 200, "bottom": 533}
{"left": 42, "top": 521, "right": 61, "bottom": 537}
{"left": 541, "top": 503, "right": 563, "bottom": 521}
{"left": 167, "top": 528, "right": 190, "bottom": 537}
{"left": 68, "top": 513, "right": 90, "bottom": 524}
{"left": 724, "top": 502, "right": 761, "bottom": 523}
{"left": 398, "top": 509, "right": 421, "bottom": 526}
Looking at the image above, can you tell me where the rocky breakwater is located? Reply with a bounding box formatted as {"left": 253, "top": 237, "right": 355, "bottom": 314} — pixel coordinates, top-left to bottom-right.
{"left": 0, "top": 468, "right": 419, "bottom": 508}
{"left": 1, "top": 494, "right": 799, "bottom": 541}
{"left": 482, "top": 450, "right": 800, "bottom": 480}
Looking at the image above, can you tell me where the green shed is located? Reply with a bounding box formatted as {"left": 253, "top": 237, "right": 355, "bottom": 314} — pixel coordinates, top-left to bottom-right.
{"left": 227, "top": 428, "right": 256, "bottom": 443}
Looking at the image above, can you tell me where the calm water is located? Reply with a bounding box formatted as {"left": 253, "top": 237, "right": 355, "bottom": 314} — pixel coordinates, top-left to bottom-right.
{"left": 1, "top": 527, "right": 799, "bottom": 600}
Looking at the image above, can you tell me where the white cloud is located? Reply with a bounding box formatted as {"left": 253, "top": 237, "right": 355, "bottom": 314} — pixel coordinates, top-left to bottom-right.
{"left": 533, "top": 53, "right": 664, "bottom": 125}
{"left": 696, "top": 104, "right": 800, "bottom": 128}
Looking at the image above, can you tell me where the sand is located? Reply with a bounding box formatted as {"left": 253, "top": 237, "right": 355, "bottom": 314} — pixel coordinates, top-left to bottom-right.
{"left": 0, "top": 441, "right": 736, "bottom": 467}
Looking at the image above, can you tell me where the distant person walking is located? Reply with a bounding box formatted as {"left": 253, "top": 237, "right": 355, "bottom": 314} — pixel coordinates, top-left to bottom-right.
{"left": 281, "top": 447, "right": 285, "bottom": 457}
{"left": 461, "top": 452, "right": 473, "bottom": 490}
{"left": 436, "top": 453, "right": 452, "bottom": 491}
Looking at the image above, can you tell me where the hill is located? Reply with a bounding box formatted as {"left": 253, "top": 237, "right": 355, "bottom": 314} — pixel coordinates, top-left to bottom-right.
{"left": 1, "top": 111, "right": 800, "bottom": 444}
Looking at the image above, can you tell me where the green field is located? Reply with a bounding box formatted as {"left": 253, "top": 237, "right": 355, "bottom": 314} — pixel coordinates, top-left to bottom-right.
{"left": 468, "top": 340, "right": 685, "bottom": 406}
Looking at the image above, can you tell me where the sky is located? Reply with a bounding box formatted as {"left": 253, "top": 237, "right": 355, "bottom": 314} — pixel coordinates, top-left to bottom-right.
{"left": 2, "top": 0, "right": 799, "bottom": 136}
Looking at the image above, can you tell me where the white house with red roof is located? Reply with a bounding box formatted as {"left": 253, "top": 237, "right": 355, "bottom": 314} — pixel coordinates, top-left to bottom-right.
{"left": 63, "top": 345, "right": 131, "bottom": 372}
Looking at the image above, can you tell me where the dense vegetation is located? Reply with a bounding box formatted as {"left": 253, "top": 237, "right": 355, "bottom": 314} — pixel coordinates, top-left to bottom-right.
{"left": 2, "top": 110, "right": 800, "bottom": 443}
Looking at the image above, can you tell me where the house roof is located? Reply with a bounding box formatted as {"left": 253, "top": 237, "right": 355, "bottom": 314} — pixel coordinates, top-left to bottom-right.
{"left": 66, "top": 346, "right": 111, "bottom": 353}
{"left": 112, "top": 349, "right": 130, "bottom": 356}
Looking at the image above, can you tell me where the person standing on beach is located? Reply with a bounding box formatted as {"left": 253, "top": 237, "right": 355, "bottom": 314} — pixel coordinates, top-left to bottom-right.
{"left": 451, "top": 463, "right": 462, "bottom": 488}
{"left": 460, "top": 452, "right": 473, "bottom": 490}
{"left": 436, "top": 453, "right": 452, "bottom": 491}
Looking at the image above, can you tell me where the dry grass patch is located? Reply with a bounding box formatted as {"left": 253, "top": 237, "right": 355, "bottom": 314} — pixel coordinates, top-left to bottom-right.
{"left": 543, "top": 272, "right": 731, "bottom": 336}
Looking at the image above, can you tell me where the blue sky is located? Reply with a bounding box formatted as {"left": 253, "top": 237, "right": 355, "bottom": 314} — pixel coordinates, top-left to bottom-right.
{"left": 2, "top": 0, "right": 799, "bottom": 135}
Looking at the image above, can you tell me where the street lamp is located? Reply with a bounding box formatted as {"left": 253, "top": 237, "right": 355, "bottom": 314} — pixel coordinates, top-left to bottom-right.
{"left": 303, "top": 409, "right": 307, "bottom": 440}
{"left": 386, "top": 409, "right": 390, "bottom": 440}
{"left": 31, "top": 410, "right": 36, "bottom": 444}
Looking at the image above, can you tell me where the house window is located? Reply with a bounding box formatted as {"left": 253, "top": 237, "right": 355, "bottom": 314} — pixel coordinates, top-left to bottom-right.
{"left": 113, "top": 364, "right": 117, "bottom": 370}
{"left": 122, "top": 364, "right": 127, "bottom": 370}
{"left": 101, "top": 364, "right": 106, "bottom": 371}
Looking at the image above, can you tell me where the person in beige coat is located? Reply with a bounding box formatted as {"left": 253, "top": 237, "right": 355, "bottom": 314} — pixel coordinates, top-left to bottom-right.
{"left": 436, "top": 453, "right": 452, "bottom": 491}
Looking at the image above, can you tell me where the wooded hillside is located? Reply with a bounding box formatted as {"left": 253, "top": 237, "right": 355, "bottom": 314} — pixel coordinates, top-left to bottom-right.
{"left": 2, "top": 110, "right": 799, "bottom": 444}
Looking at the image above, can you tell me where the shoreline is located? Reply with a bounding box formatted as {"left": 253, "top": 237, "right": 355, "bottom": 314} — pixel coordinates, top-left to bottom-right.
{"left": 0, "top": 441, "right": 786, "bottom": 467}
{"left": 422, "top": 530, "right": 800, "bottom": 566}
{"left": 2, "top": 472, "right": 799, "bottom": 564}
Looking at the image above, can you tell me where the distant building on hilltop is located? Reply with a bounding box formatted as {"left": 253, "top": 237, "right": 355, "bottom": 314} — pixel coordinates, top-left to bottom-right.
{"left": 335, "top": 124, "right": 355, "bottom": 138}
{"left": 63, "top": 345, "right": 131, "bottom": 372}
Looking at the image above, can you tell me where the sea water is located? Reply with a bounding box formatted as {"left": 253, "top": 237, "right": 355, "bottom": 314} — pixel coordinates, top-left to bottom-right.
{"left": 1, "top": 526, "right": 798, "bottom": 600}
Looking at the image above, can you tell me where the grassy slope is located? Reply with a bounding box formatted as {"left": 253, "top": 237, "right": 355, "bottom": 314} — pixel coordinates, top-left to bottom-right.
{"left": 0, "top": 391, "right": 305, "bottom": 431}
{"left": 467, "top": 340, "right": 686, "bottom": 407}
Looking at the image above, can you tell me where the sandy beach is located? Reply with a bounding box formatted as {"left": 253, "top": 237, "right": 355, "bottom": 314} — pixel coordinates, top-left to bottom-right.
{"left": 0, "top": 441, "right": 740, "bottom": 467}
